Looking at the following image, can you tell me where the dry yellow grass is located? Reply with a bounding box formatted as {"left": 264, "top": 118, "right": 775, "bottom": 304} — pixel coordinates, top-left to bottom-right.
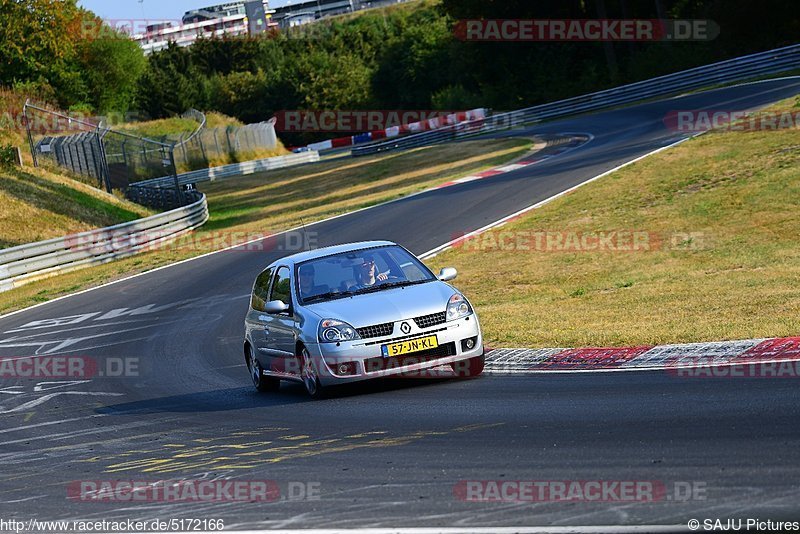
{"left": 0, "top": 166, "right": 153, "bottom": 248}
{"left": 203, "top": 139, "right": 534, "bottom": 232}
{"left": 0, "top": 138, "right": 532, "bottom": 313}
{"left": 427, "top": 96, "right": 800, "bottom": 347}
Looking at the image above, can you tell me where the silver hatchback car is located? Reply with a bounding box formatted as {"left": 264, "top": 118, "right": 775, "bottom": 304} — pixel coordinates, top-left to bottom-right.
{"left": 244, "top": 241, "right": 484, "bottom": 398}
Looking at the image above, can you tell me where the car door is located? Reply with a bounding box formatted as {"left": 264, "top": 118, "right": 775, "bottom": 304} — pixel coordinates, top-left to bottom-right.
{"left": 265, "top": 266, "right": 299, "bottom": 375}
{"left": 246, "top": 267, "right": 275, "bottom": 358}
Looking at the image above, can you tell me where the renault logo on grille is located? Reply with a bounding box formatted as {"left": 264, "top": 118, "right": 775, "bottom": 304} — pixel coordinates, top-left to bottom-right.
{"left": 400, "top": 321, "right": 412, "bottom": 334}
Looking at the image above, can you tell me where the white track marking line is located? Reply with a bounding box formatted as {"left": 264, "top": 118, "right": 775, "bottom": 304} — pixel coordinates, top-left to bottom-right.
{"left": 3, "top": 75, "right": 797, "bottom": 322}
{"left": 0, "top": 391, "right": 123, "bottom": 415}
{"left": 420, "top": 77, "right": 800, "bottom": 261}
{"left": 420, "top": 134, "right": 697, "bottom": 260}
{"left": 0, "top": 414, "right": 107, "bottom": 434}
{"left": 0, "top": 136, "right": 579, "bottom": 323}
{"left": 425, "top": 133, "right": 593, "bottom": 192}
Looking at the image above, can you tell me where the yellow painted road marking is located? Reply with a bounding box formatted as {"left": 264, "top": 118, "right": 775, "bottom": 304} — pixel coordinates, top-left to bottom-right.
{"left": 101, "top": 423, "right": 505, "bottom": 474}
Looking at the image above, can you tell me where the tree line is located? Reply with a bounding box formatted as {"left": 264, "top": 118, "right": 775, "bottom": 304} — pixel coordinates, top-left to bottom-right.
{"left": 2, "top": 0, "right": 797, "bottom": 144}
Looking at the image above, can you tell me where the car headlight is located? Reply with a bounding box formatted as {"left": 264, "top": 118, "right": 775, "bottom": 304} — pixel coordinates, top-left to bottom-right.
{"left": 446, "top": 293, "right": 473, "bottom": 321}
{"left": 318, "top": 319, "right": 361, "bottom": 343}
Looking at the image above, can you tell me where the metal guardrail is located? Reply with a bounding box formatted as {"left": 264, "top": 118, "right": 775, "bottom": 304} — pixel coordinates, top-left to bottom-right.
{"left": 131, "top": 151, "right": 321, "bottom": 189}
{"left": 0, "top": 193, "right": 209, "bottom": 293}
{"left": 0, "top": 150, "right": 315, "bottom": 293}
{"left": 353, "top": 43, "right": 800, "bottom": 156}
{"left": 124, "top": 185, "right": 200, "bottom": 211}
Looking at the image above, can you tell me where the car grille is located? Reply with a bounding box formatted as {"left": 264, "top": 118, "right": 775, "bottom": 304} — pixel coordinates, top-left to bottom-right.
{"left": 363, "top": 342, "right": 457, "bottom": 373}
{"left": 357, "top": 322, "right": 394, "bottom": 339}
{"left": 413, "top": 311, "right": 447, "bottom": 329}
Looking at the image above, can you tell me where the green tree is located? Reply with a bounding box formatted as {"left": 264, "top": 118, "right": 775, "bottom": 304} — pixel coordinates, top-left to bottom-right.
{"left": 137, "top": 44, "right": 206, "bottom": 119}
{"left": 0, "top": 0, "right": 87, "bottom": 107}
{"left": 79, "top": 36, "right": 147, "bottom": 113}
{"left": 288, "top": 49, "right": 373, "bottom": 110}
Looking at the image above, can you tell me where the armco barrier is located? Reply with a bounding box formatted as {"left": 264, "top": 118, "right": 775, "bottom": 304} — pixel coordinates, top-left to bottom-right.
{"left": 131, "top": 151, "right": 320, "bottom": 190}
{"left": 0, "top": 192, "right": 209, "bottom": 293}
{"left": 353, "top": 43, "right": 800, "bottom": 156}
{"left": 299, "top": 109, "right": 489, "bottom": 153}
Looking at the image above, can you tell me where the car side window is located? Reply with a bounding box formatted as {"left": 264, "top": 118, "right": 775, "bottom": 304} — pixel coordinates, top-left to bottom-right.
{"left": 269, "top": 266, "right": 292, "bottom": 310}
{"left": 251, "top": 267, "right": 275, "bottom": 311}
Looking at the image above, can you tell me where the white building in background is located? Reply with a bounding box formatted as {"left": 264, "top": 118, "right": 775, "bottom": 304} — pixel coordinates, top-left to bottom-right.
{"left": 133, "top": 1, "right": 277, "bottom": 55}
{"left": 182, "top": 2, "right": 251, "bottom": 23}
{"left": 130, "top": 0, "right": 412, "bottom": 53}
{"left": 271, "top": 0, "right": 412, "bottom": 29}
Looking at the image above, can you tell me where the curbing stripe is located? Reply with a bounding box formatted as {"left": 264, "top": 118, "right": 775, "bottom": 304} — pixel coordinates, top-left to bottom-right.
{"left": 0, "top": 135, "right": 581, "bottom": 322}
{"left": 420, "top": 133, "right": 693, "bottom": 260}
{"left": 428, "top": 134, "right": 592, "bottom": 192}
{"left": 485, "top": 337, "right": 800, "bottom": 374}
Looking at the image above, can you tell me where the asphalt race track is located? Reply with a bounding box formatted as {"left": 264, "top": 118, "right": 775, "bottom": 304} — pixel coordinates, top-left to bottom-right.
{"left": 1, "top": 78, "right": 800, "bottom": 530}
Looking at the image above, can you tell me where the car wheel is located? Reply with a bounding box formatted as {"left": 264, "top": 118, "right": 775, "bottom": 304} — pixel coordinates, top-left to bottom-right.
{"left": 298, "top": 347, "right": 325, "bottom": 399}
{"left": 247, "top": 345, "right": 280, "bottom": 393}
{"left": 452, "top": 354, "right": 485, "bottom": 378}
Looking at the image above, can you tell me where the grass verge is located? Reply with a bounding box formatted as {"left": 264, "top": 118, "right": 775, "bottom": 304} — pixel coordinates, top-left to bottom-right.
{"left": 119, "top": 112, "right": 290, "bottom": 172}
{"left": 0, "top": 166, "right": 153, "bottom": 249}
{"left": 426, "top": 95, "right": 800, "bottom": 347}
{"left": 0, "top": 138, "right": 533, "bottom": 314}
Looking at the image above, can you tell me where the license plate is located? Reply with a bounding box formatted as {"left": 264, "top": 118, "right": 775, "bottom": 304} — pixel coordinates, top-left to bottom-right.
{"left": 382, "top": 335, "right": 439, "bottom": 357}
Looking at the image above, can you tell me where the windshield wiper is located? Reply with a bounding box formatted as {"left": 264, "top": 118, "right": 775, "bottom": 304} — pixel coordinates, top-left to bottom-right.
{"left": 303, "top": 290, "right": 357, "bottom": 303}
{"left": 307, "top": 280, "right": 434, "bottom": 301}
{"left": 354, "top": 279, "right": 432, "bottom": 295}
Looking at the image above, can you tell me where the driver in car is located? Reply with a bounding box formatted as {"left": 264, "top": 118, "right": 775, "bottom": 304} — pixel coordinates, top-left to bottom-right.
{"left": 352, "top": 254, "right": 390, "bottom": 289}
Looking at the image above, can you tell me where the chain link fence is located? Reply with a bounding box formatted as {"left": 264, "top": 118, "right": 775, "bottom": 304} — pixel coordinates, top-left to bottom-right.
{"left": 22, "top": 104, "right": 280, "bottom": 210}
{"left": 102, "top": 129, "right": 178, "bottom": 192}
{"left": 173, "top": 115, "right": 279, "bottom": 173}
{"left": 23, "top": 104, "right": 110, "bottom": 189}
{"left": 24, "top": 102, "right": 182, "bottom": 206}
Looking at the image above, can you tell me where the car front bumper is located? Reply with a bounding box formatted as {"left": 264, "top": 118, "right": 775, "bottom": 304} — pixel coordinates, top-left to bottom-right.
{"left": 306, "top": 314, "right": 483, "bottom": 386}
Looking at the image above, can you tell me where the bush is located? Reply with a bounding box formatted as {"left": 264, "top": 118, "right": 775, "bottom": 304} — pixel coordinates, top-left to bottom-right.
{"left": 0, "top": 145, "right": 20, "bottom": 167}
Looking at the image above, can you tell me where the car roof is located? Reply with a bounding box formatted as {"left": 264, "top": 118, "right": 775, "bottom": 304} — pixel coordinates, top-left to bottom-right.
{"left": 272, "top": 240, "right": 398, "bottom": 266}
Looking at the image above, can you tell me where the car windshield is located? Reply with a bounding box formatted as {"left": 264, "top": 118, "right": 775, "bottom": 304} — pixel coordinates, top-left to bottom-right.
{"left": 296, "top": 245, "right": 436, "bottom": 303}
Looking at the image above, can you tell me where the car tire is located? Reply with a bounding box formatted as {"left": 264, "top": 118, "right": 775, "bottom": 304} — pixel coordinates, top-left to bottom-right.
{"left": 452, "top": 354, "right": 485, "bottom": 377}
{"left": 298, "top": 347, "right": 326, "bottom": 399}
{"left": 247, "top": 345, "right": 280, "bottom": 393}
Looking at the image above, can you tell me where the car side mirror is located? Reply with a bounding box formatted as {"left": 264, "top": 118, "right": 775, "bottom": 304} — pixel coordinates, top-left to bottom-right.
{"left": 438, "top": 267, "right": 458, "bottom": 282}
{"left": 264, "top": 300, "right": 290, "bottom": 314}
